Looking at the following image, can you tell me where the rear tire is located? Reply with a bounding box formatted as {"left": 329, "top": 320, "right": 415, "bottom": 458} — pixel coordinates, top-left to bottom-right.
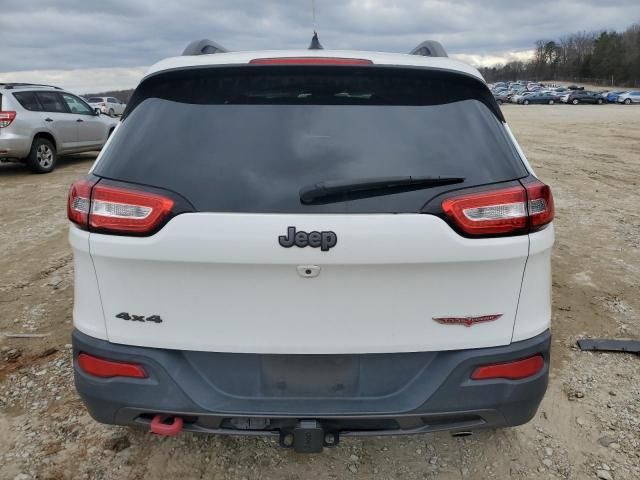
{"left": 109, "top": 108, "right": 115, "bottom": 117}
{"left": 572, "top": 99, "right": 579, "bottom": 105}
{"left": 548, "top": 100, "right": 554, "bottom": 105}
{"left": 523, "top": 100, "right": 529, "bottom": 105}
{"left": 26, "top": 137, "right": 57, "bottom": 173}
{"left": 624, "top": 98, "right": 631, "bottom": 105}
{"left": 597, "top": 98, "right": 603, "bottom": 105}
{"left": 497, "top": 99, "right": 503, "bottom": 105}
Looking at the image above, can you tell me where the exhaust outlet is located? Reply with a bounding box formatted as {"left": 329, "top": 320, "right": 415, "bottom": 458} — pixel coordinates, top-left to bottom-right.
{"left": 150, "top": 414, "right": 184, "bottom": 436}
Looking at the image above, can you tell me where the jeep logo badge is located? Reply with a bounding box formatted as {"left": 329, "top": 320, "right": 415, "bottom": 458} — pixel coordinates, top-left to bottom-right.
{"left": 279, "top": 226, "right": 337, "bottom": 251}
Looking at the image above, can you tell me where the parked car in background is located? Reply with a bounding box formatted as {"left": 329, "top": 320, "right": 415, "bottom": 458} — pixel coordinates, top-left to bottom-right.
{"left": 511, "top": 91, "right": 535, "bottom": 103}
{"left": 567, "top": 85, "right": 584, "bottom": 90}
{"left": 562, "top": 91, "right": 604, "bottom": 105}
{"left": 519, "top": 92, "right": 560, "bottom": 105}
{"left": 87, "top": 96, "right": 126, "bottom": 117}
{"left": 501, "top": 90, "right": 517, "bottom": 102}
{"left": 0, "top": 83, "right": 117, "bottom": 172}
{"left": 493, "top": 92, "right": 510, "bottom": 104}
{"left": 605, "top": 91, "right": 625, "bottom": 103}
{"left": 617, "top": 91, "right": 640, "bottom": 104}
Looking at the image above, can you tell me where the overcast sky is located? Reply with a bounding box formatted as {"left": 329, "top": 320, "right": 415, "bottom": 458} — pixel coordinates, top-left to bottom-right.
{"left": 1, "top": 0, "right": 639, "bottom": 93}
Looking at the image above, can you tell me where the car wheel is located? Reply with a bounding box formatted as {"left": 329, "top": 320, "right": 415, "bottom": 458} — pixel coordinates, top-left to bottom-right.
{"left": 523, "top": 100, "right": 529, "bottom": 105}
{"left": 109, "top": 108, "right": 115, "bottom": 117}
{"left": 549, "top": 100, "right": 554, "bottom": 105}
{"left": 26, "top": 137, "right": 57, "bottom": 173}
{"left": 572, "top": 99, "right": 579, "bottom": 105}
{"left": 624, "top": 98, "right": 631, "bottom": 105}
{"left": 497, "top": 99, "right": 503, "bottom": 105}
{"left": 597, "top": 98, "right": 603, "bottom": 104}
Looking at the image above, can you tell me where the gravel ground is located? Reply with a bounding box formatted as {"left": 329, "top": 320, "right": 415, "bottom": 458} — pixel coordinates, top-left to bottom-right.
{"left": 0, "top": 104, "right": 639, "bottom": 480}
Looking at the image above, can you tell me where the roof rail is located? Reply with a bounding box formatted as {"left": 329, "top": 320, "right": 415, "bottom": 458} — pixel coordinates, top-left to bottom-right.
{"left": 409, "top": 41, "right": 448, "bottom": 58}
{"left": 0, "top": 82, "right": 63, "bottom": 90}
{"left": 182, "top": 39, "right": 229, "bottom": 56}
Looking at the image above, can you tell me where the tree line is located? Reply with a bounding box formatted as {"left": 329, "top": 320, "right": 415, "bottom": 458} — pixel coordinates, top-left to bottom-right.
{"left": 479, "top": 22, "right": 640, "bottom": 87}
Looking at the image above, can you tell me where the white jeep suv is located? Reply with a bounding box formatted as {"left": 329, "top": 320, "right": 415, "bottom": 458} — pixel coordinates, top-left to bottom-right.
{"left": 0, "top": 83, "right": 117, "bottom": 173}
{"left": 68, "top": 40, "right": 554, "bottom": 453}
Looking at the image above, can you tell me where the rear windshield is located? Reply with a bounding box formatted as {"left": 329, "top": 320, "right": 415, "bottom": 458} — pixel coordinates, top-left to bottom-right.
{"left": 95, "top": 66, "right": 526, "bottom": 213}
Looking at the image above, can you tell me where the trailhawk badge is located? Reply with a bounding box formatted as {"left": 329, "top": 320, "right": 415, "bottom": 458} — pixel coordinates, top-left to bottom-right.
{"left": 433, "top": 314, "right": 502, "bottom": 327}
{"left": 279, "top": 227, "right": 337, "bottom": 251}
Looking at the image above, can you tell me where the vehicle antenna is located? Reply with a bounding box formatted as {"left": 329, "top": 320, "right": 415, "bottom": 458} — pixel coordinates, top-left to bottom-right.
{"left": 308, "top": 0, "right": 324, "bottom": 49}
{"left": 312, "top": 0, "right": 316, "bottom": 32}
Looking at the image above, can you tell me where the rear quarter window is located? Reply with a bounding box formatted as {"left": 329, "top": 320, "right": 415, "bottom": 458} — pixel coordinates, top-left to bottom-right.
{"left": 13, "top": 91, "right": 43, "bottom": 111}
{"left": 95, "top": 66, "right": 527, "bottom": 214}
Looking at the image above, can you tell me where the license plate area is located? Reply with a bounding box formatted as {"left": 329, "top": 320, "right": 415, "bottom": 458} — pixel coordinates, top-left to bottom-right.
{"left": 260, "top": 355, "right": 358, "bottom": 397}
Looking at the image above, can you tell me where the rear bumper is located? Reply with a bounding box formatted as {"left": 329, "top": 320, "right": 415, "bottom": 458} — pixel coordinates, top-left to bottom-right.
{"left": 0, "top": 135, "right": 31, "bottom": 159}
{"left": 73, "top": 329, "right": 550, "bottom": 443}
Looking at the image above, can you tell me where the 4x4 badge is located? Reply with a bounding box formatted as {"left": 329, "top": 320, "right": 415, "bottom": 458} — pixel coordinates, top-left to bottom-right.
{"left": 433, "top": 314, "right": 502, "bottom": 327}
{"left": 279, "top": 226, "right": 337, "bottom": 251}
{"left": 116, "top": 312, "right": 163, "bottom": 324}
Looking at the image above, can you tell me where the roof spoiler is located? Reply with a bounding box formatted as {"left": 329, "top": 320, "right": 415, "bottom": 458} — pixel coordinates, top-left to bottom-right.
{"left": 182, "top": 39, "right": 229, "bottom": 56}
{"left": 409, "top": 41, "right": 448, "bottom": 58}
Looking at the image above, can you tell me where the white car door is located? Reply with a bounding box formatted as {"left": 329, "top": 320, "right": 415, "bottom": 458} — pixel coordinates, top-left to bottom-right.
{"left": 106, "top": 97, "right": 120, "bottom": 116}
{"left": 105, "top": 97, "right": 114, "bottom": 115}
{"left": 60, "top": 93, "right": 107, "bottom": 149}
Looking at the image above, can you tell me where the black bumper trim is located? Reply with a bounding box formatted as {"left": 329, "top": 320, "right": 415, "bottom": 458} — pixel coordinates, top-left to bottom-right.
{"left": 72, "top": 329, "right": 550, "bottom": 436}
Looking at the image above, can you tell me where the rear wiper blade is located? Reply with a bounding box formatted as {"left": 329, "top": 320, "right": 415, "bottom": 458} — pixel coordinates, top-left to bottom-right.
{"left": 300, "top": 176, "right": 465, "bottom": 205}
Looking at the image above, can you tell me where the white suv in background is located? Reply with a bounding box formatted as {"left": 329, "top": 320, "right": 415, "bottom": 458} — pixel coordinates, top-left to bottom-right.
{"left": 87, "top": 96, "right": 127, "bottom": 116}
{"left": 0, "top": 83, "right": 118, "bottom": 173}
{"left": 68, "top": 40, "right": 554, "bottom": 453}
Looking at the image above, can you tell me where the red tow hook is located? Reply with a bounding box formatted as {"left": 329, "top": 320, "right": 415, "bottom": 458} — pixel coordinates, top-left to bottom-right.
{"left": 150, "top": 414, "right": 184, "bottom": 436}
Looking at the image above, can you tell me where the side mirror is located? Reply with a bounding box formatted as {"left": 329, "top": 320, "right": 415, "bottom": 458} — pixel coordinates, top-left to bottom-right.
{"left": 94, "top": 108, "right": 101, "bottom": 116}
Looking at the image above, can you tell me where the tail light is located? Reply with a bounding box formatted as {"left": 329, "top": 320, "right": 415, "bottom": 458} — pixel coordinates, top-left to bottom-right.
{"left": 525, "top": 181, "right": 554, "bottom": 230}
{"left": 471, "top": 354, "right": 544, "bottom": 380}
{"left": 67, "top": 179, "right": 94, "bottom": 227}
{"left": 441, "top": 180, "right": 554, "bottom": 236}
{"left": 68, "top": 179, "right": 174, "bottom": 235}
{"left": 0, "top": 111, "right": 16, "bottom": 128}
{"left": 249, "top": 57, "right": 373, "bottom": 65}
{"left": 77, "top": 353, "right": 147, "bottom": 378}
{"left": 89, "top": 184, "right": 174, "bottom": 234}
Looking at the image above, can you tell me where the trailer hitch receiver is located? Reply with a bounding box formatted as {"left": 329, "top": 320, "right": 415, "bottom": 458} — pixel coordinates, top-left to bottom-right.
{"left": 282, "top": 420, "right": 326, "bottom": 453}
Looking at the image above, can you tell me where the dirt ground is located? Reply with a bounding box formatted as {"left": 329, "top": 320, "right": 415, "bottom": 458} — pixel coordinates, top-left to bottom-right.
{"left": 1, "top": 104, "right": 639, "bottom": 480}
